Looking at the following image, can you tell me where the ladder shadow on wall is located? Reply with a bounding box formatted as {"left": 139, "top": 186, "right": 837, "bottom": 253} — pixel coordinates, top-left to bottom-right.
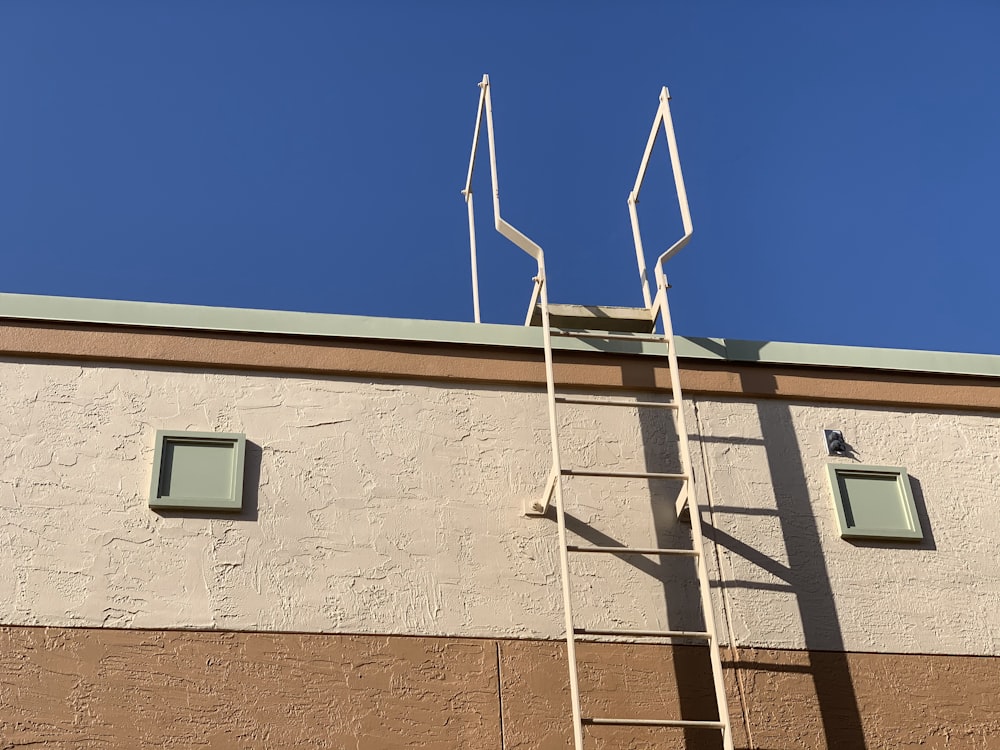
{"left": 639, "top": 403, "right": 735, "bottom": 750}
{"left": 693, "top": 407, "right": 939, "bottom": 747}
{"left": 688, "top": 380, "right": 875, "bottom": 748}
{"left": 554, "top": 355, "right": 938, "bottom": 747}
{"left": 561, "top": 368, "right": 933, "bottom": 748}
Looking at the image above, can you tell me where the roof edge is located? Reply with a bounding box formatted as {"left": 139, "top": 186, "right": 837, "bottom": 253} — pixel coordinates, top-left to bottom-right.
{"left": 2, "top": 292, "right": 999, "bottom": 379}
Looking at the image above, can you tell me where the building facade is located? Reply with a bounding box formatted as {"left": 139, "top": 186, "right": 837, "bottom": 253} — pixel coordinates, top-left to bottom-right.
{"left": 0, "top": 292, "right": 997, "bottom": 748}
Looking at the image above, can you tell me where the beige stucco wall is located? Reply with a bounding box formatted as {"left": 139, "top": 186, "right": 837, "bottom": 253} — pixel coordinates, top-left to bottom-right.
{"left": 0, "top": 358, "right": 685, "bottom": 639}
{"left": 1, "top": 357, "right": 998, "bottom": 656}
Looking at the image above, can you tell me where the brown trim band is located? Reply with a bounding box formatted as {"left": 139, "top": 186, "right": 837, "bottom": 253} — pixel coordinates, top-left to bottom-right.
{"left": 1, "top": 320, "right": 999, "bottom": 411}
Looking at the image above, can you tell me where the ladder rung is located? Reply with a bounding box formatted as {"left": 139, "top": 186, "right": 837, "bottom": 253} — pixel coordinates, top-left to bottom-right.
{"left": 550, "top": 330, "right": 668, "bottom": 343}
{"left": 554, "top": 396, "right": 678, "bottom": 409}
{"left": 583, "top": 717, "right": 725, "bottom": 729}
{"left": 574, "top": 627, "right": 711, "bottom": 640}
{"left": 566, "top": 545, "right": 699, "bottom": 557}
{"left": 562, "top": 469, "right": 687, "bottom": 480}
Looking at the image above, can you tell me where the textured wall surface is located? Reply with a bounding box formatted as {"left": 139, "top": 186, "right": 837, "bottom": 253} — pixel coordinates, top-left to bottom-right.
{"left": 730, "top": 646, "right": 1000, "bottom": 750}
{"left": 0, "top": 358, "right": 998, "bottom": 656}
{"left": 1, "top": 626, "right": 997, "bottom": 750}
{"left": 0, "top": 627, "right": 501, "bottom": 749}
{"left": 692, "top": 398, "right": 1000, "bottom": 655}
{"left": 0, "top": 359, "right": 687, "bottom": 640}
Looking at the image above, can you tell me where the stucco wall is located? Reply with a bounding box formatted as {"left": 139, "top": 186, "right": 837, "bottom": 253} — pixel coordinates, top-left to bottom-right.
{"left": 0, "top": 358, "right": 686, "bottom": 639}
{"left": 693, "top": 398, "right": 1000, "bottom": 654}
{"left": 1, "top": 357, "right": 998, "bottom": 656}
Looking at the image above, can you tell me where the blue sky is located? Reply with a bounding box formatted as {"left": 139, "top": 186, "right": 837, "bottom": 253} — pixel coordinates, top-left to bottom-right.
{"left": 2, "top": 3, "right": 999, "bottom": 353}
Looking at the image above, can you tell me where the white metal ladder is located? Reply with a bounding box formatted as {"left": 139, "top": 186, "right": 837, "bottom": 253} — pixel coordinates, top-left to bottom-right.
{"left": 463, "top": 76, "right": 733, "bottom": 750}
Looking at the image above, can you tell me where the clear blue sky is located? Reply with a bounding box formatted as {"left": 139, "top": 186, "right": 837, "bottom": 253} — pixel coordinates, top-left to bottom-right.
{"left": 2, "top": 3, "right": 999, "bottom": 353}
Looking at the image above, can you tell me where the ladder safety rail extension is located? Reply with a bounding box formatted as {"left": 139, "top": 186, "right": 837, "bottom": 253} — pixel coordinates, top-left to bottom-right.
{"left": 627, "top": 86, "right": 694, "bottom": 312}
{"left": 462, "top": 79, "right": 485, "bottom": 323}
{"left": 462, "top": 76, "right": 734, "bottom": 750}
{"left": 463, "top": 74, "right": 546, "bottom": 324}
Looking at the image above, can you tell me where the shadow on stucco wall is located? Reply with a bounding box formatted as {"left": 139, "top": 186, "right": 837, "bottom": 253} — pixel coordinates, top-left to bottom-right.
{"left": 630, "top": 374, "right": 871, "bottom": 746}
{"left": 691, "top": 393, "right": 869, "bottom": 747}
{"left": 743, "top": 397, "right": 865, "bottom": 747}
{"left": 551, "top": 345, "right": 919, "bottom": 746}
{"left": 639, "top": 400, "right": 726, "bottom": 749}
{"left": 655, "top": 336, "right": 868, "bottom": 746}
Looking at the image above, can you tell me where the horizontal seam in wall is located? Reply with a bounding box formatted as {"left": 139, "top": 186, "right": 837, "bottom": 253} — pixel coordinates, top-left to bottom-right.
{"left": 0, "top": 623, "right": 994, "bottom": 660}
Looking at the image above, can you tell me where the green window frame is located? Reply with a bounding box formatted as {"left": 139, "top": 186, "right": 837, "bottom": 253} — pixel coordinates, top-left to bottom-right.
{"left": 149, "top": 430, "right": 247, "bottom": 511}
{"left": 826, "top": 463, "right": 923, "bottom": 541}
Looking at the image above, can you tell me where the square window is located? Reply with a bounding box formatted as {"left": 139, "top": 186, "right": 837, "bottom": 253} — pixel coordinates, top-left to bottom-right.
{"left": 149, "top": 430, "right": 246, "bottom": 511}
{"left": 826, "top": 464, "right": 923, "bottom": 541}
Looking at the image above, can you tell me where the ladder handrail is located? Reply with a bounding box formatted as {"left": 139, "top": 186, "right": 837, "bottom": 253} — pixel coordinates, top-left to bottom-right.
{"left": 628, "top": 86, "right": 693, "bottom": 310}
{"left": 462, "top": 74, "right": 544, "bottom": 325}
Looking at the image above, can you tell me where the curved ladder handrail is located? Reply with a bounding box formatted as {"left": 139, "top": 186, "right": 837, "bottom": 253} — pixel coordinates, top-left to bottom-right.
{"left": 462, "top": 74, "right": 545, "bottom": 325}
{"left": 627, "top": 86, "right": 693, "bottom": 310}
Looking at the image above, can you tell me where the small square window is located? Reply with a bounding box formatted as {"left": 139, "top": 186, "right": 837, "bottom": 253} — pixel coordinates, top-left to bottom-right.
{"left": 826, "top": 463, "right": 923, "bottom": 541}
{"left": 149, "top": 430, "right": 246, "bottom": 511}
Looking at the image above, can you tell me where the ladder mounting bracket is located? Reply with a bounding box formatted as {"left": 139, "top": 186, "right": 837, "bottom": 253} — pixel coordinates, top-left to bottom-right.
{"left": 524, "top": 466, "right": 557, "bottom": 517}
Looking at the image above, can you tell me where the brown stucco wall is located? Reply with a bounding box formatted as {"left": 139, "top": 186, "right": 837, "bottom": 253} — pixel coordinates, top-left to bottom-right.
{"left": 0, "top": 627, "right": 501, "bottom": 750}
{"left": 0, "top": 626, "right": 996, "bottom": 749}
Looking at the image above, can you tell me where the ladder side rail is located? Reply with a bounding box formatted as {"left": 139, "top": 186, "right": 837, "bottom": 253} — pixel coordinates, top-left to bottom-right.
{"left": 539, "top": 270, "right": 586, "bottom": 750}
{"left": 463, "top": 78, "right": 487, "bottom": 193}
{"left": 634, "top": 85, "right": 732, "bottom": 748}
{"left": 464, "top": 75, "right": 582, "bottom": 746}
{"left": 658, "top": 282, "right": 735, "bottom": 750}
{"left": 472, "top": 72, "right": 555, "bottom": 509}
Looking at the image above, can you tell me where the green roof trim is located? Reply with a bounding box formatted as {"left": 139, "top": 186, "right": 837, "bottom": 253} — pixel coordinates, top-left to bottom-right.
{"left": 676, "top": 336, "right": 1000, "bottom": 378}
{"left": 2, "top": 292, "right": 1000, "bottom": 379}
